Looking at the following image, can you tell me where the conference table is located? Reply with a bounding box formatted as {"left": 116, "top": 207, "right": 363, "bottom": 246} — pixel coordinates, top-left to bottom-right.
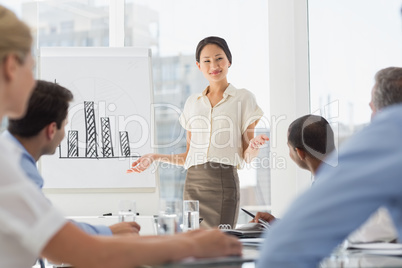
{"left": 42, "top": 242, "right": 402, "bottom": 268}
{"left": 158, "top": 244, "right": 402, "bottom": 268}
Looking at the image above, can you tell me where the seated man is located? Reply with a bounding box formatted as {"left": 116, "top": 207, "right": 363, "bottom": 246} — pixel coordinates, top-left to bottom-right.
{"left": 4, "top": 80, "right": 140, "bottom": 236}
{"left": 257, "top": 67, "right": 402, "bottom": 267}
{"left": 253, "top": 113, "right": 397, "bottom": 243}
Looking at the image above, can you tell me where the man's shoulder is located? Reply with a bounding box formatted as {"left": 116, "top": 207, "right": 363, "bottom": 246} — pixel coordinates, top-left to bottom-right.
{"left": 0, "top": 137, "right": 27, "bottom": 184}
{"left": 1, "top": 130, "right": 22, "bottom": 148}
{"left": 374, "top": 104, "right": 402, "bottom": 124}
{"left": 0, "top": 135, "right": 21, "bottom": 158}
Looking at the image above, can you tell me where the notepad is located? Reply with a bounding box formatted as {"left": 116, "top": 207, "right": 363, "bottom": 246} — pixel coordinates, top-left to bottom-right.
{"left": 220, "top": 223, "right": 267, "bottom": 238}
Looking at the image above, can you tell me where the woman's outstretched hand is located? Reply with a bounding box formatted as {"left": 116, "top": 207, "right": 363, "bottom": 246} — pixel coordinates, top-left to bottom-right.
{"left": 244, "top": 134, "right": 269, "bottom": 163}
{"left": 249, "top": 134, "right": 269, "bottom": 150}
{"left": 126, "top": 153, "right": 156, "bottom": 173}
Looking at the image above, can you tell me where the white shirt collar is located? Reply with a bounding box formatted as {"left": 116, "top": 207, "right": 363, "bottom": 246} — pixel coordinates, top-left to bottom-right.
{"left": 196, "top": 83, "right": 237, "bottom": 100}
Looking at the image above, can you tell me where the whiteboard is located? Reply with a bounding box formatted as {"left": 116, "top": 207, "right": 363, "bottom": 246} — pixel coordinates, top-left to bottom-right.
{"left": 39, "top": 47, "right": 156, "bottom": 189}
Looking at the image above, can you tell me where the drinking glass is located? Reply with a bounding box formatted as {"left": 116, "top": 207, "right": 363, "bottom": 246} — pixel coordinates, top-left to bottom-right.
{"left": 183, "top": 200, "right": 199, "bottom": 232}
{"left": 157, "top": 199, "right": 182, "bottom": 235}
{"left": 118, "top": 199, "right": 136, "bottom": 222}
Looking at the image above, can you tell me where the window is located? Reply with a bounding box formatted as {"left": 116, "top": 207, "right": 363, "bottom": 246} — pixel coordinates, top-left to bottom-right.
{"left": 1, "top": 0, "right": 111, "bottom": 130}
{"left": 30, "top": 1, "right": 110, "bottom": 48}
{"left": 308, "top": 0, "right": 402, "bottom": 144}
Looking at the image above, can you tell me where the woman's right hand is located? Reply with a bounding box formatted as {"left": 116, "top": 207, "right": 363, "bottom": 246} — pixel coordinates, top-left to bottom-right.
{"left": 126, "top": 153, "right": 156, "bottom": 173}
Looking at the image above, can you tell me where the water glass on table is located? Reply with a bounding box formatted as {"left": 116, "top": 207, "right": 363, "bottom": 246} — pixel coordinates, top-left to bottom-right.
{"left": 118, "top": 199, "right": 136, "bottom": 222}
{"left": 183, "top": 200, "right": 199, "bottom": 232}
{"left": 157, "top": 199, "right": 182, "bottom": 235}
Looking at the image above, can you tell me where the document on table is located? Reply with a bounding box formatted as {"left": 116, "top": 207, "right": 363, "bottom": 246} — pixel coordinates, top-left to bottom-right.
{"left": 240, "top": 238, "right": 265, "bottom": 246}
{"left": 220, "top": 223, "right": 267, "bottom": 238}
{"left": 348, "top": 242, "right": 402, "bottom": 255}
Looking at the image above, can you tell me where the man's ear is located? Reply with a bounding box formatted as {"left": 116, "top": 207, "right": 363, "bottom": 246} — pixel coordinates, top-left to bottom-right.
{"left": 295, "top": 148, "right": 306, "bottom": 160}
{"left": 45, "top": 122, "right": 57, "bottom": 140}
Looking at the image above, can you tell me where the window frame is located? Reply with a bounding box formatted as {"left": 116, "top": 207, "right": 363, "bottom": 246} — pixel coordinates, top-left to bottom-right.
{"left": 268, "top": 0, "right": 311, "bottom": 217}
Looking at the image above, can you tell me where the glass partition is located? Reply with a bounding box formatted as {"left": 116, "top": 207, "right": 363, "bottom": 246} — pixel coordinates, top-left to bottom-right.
{"left": 308, "top": 0, "right": 402, "bottom": 146}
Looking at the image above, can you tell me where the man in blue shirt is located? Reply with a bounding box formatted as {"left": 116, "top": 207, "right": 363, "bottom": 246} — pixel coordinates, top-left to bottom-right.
{"left": 258, "top": 67, "right": 402, "bottom": 267}
{"left": 5, "top": 80, "right": 140, "bottom": 236}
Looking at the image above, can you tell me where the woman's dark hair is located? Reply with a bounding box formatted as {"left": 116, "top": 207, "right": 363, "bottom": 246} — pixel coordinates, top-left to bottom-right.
{"left": 8, "top": 80, "right": 73, "bottom": 138}
{"left": 195, "top": 36, "right": 232, "bottom": 65}
{"left": 288, "top": 114, "right": 335, "bottom": 157}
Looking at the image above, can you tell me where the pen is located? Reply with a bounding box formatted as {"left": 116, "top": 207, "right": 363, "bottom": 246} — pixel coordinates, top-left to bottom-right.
{"left": 241, "top": 208, "right": 270, "bottom": 228}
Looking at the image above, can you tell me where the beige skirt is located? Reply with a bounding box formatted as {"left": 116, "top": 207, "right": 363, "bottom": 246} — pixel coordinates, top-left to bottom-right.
{"left": 184, "top": 162, "right": 239, "bottom": 229}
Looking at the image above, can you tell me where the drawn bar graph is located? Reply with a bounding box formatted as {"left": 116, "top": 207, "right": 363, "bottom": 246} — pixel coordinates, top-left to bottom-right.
{"left": 101, "top": 117, "right": 114, "bottom": 157}
{"left": 61, "top": 100, "right": 139, "bottom": 159}
{"left": 67, "top": 130, "right": 79, "bottom": 157}
{"left": 119, "top": 131, "right": 131, "bottom": 157}
{"left": 84, "top": 101, "right": 98, "bottom": 158}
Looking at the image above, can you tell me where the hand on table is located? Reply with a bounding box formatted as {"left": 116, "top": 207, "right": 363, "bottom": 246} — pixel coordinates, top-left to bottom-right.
{"left": 109, "top": 221, "right": 141, "bottom": 235}
{"left": 186, "top": 229, "right": 242, "bottom": 258}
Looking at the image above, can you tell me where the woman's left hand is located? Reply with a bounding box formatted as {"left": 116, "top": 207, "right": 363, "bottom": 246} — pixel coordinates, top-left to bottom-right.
{"left": 248, "top": 134, "right": 269, "bottom": 150}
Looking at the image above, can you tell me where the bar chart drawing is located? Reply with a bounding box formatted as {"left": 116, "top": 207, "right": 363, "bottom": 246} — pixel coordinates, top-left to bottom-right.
{"left": 60, "top": 100, "right": 135, "bottom": 159}
{"left": 40, "top": 47, "right": 155, "bottom": 189}
{"left": 101, "top": 117, "right": 114, "bottom": 157}
{"left": 67, "top": 130, "right": 78, "bottom": 157}
{"left": 84, "top": 101, "right": 98, "bottom": 158}
{"left": 119, "top": 131, "right": 131, "bottom": 157}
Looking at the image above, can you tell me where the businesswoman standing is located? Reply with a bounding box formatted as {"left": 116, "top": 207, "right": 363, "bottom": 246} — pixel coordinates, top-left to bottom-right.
{"left": 129, "top": 36, "right": 269, "bottom": 228}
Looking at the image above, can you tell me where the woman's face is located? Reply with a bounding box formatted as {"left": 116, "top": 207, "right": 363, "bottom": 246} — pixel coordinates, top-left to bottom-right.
{"left": 6, "top": 52, "right": 36, "bottom": 119}
{"left": 196, "top": 44, "right": 231, "bottom": 84}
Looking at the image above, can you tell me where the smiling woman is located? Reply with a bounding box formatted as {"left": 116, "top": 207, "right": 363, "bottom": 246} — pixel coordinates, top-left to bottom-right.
{"left": 128, "top": 36, "right": 268, "bottom": 229}
{"left": 124, "top": 0, "right": 271, "bottom": 220}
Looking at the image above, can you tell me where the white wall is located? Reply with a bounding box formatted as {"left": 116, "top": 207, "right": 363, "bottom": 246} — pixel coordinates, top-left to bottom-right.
{"left": 44, "top": 187, "right": 160, "bottom": 217}
{"left": 268, "top": 0, "right": 311, "bottom": 217}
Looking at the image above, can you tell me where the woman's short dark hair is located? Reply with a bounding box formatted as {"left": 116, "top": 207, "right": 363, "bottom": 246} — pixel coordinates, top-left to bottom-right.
{"left": 8, "top": 80, "right": 73, "bottom": 138}
{"left": 195, "top": 36, "right": 232, "bottom": 65}
{"left": 288, "top": 114, "right": 335, "bottom": 158}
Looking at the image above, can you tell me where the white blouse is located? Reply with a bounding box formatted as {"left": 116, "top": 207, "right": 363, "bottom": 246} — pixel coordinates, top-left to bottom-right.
{"left": 179, "top": 84, "right": 263, "bottom": 169}
{"left": 0, "top": 137, "right": 67, "bottom": 267}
